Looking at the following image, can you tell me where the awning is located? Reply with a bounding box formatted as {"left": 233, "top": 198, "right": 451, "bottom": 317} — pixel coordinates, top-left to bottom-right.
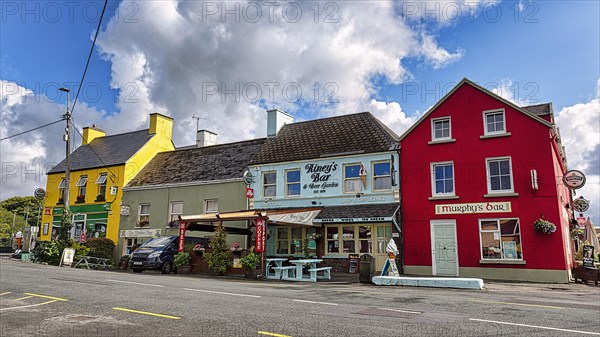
{"left": 313, "top": 203, "right": 400, "bottom": 223}
{"left": 268, "top": 210, "right": 321, "bottom": 227}
{"left": 179, "top": 210, "right": 268, "bottom": 223}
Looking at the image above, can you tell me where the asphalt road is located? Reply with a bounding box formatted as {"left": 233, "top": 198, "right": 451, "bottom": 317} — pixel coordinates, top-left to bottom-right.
{"left": 0, "top": 258, "right": 599, "bottom": 337}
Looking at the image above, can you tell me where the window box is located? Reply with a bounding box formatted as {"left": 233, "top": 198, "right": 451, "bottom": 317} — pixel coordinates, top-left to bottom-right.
{"left": 75, "top": 195, "right": 86, "bottom": 203}
{"left": 57, "top": 198, "right": 64, "bottom": 205}
{"left": 95, "top": 194, "right": 106, "bottom": 202}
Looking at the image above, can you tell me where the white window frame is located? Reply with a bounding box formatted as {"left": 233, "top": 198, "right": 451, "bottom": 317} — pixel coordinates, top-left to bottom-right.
{"left": 262, "top": 171, "right": 277, "bottom": 198}
{"left": 325, "top": 225, "right": 372, "bottom": 255}
{"left": 285, "top": 169, "right": 301, "bottom": 197}
{"left": 96, "top": 173, "right": 108, "bottom": 198}
{"left": 486, "top": 156, "right": 514, "bottom": 194}
{"left": 343, "top": 163, "right": 363, "bottom": 194}
{"left": 137, "top": 203, "right": 150, "bottom": 228}
{"left": 430, "top": 161, "right": 455, "bottom": 197}
{"left": 58, "top": 178, "right": 66, "bottom": 201}
{"left": 372, "top": 160, "right": 392, "bottom": 191}
{"left": 75, "top": 175, "right": 87, "bottom": 198}
{"left": 431, "top": 116, "right": 452, "bottom": 140}
{"left": 205, "top": 199, "right": 218, "bottom": 214}
{"left": 483, "top": 109, "right": 506, "bottom": 135}
{"left": 169, "top": 201, "right": 183, "bottom": 222}
{"left": 478, "top": 218, "right": 523, "bottom": 260}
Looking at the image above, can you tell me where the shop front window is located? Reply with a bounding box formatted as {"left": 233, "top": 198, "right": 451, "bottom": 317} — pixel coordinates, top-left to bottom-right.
{"left": 326, "top": 225, "right": 373, "bottom": 254}
{"left": 276, "top": 228, "right": 289, "bottom": 254}
{"left": 326, "top": 226, "right": 339, "bottom": 253}
{"left": 125, "top": 238, "right": 140, "bottom": 255}
{"left": 358, "top": 225, "right": 372, "bottom": 253}
{"left": 291, "top": 228, "right": 302, "bottom": 254}
{"left": 479, "top": 219, "right": 522, "bottom": 260}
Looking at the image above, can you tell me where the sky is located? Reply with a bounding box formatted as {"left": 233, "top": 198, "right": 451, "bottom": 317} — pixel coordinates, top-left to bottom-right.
{"left": 1, "top": 0, "right": 599, "bottom": 223}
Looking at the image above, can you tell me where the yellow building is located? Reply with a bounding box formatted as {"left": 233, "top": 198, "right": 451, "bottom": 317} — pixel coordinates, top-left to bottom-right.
{"left": 39, "top": 113, "right": 174, "bottom": 245}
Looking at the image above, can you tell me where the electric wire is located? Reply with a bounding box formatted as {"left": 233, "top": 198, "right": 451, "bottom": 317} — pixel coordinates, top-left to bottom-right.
{"left": 0, "top": 119, "right": 65, "bottom": 141}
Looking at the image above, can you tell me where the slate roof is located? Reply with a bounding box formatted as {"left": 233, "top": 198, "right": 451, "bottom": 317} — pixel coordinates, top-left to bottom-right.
{"left": 521, "top": 103, "right": 553, "bottom": 116}
{"left": 251, "top": 112, "right": 399, "bottom": 165}
{"left": 48, "top": 129, "right": 153, "bottom": 173}
{"left": 315, "top": 203, "right": 400, "bottom": 220}
{"left": 126, "top": 138, "right": 266, "bottom": 187}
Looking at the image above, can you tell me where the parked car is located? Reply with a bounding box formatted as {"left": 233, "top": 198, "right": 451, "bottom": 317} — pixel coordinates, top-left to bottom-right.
{"left": 129, "top": 235, "right": 208, "bottom": 274}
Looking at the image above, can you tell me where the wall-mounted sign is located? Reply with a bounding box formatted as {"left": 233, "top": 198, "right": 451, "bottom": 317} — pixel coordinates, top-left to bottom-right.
{"left": 255, "top": 219, "right": 265, "bottom": 253}
{"left": 572, "top": 197, "right": 590, "bottom": 212}
{"left": 303, "top": 162, "right": 339, "bottom": 194}
{"left": 34, "top": 188, "right": 46, "bottom": 200}
{"left": 120, "top": 206, "right": 130, "bottom": 216}
{"left": 246, "top": 188, "right": 254, "bottom": 199}
{"left": 120, "top": 229, "right": 161, "bottom": 238}
{"left": 435, "top": 202, "right": 512, "bottom": 215}
{"left": 562, "top": 170, "right": 586, "bottom": 189}
{"left": 44, "top": 207, "right": 51, "bottom": 215}
{"left": 315, "top": 216, "right": 391, "bottom": 223}
{"left": 341, "top": 196, "right": 386, "bottom": 204}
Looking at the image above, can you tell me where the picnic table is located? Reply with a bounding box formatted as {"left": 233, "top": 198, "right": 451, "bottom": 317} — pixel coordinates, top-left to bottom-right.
{"left": 288, "top": 259, "right": 331, "bottom": 282}
{"left": 74, "top": 256, "right": 111, "bottom": 270}
{"left": 265, "top": 258, "right": 288, "bottom": 279}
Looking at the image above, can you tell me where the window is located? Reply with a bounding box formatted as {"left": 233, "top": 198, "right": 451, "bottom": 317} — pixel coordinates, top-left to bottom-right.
{"left": 96, "top": 173, "right": 107, "bottom": 199}
{"left": 486, "top": 157, "right": 513, "bottom": 193}
{"left": 373, "top": 161, "right": 391, "bottom": 191}
{"left": 431, "top": 162, "right": 455, "bottom": 196}
{"left": 276, "top": 227, "right": 288, "bottom": 254}
{"left": 263, "top": 171, "right": 276, "bottom": 197}
{"left": 273, "top": 227, "right": 317, "bottom": 256}
{"left": 285, "top": 169, "right": 301, "bottom": 196}
{"left": 484, "top": 110, "right": 506, "bottom": 134}
{"left": 479, "top": 219, "right": 522, "bottom": 260}
{"left": 205, "top": 199, "right": 218, "bottom": 213}
{"left": 377, "top": 226, "right": 393, "bottom": 254}
{"left": 326, "top": 225, "right": 372, "bottom": 254}
{"left": 432, "top": 117, "right": 451, "bottom": 140}
{"left": 124, "top": 238, "right": 140, "bottom": 255}
{"left": 170, "top": 201, "right": 183, "bottom": 222}
{"left": 75, "top": 176, "right": 87, "bottom": 197}
{"left": 137, "top": 203, "right": 150, "bottom": 228}
{"left": 58, "top": 178, "right": 66, "bottom": 202}
{"left": 344, "top": 164, "right": 362, "bottom": 193}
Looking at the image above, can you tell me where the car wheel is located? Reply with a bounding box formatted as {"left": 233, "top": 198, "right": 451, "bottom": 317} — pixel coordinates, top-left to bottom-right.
{"left": 132, "top": 269, "right": 143, "bottom": 273}
{"left": 161, "top": 261, "right": 172, "bottom": 274}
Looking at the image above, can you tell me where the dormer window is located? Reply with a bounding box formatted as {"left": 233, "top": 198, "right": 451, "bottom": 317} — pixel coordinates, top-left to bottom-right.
{"left": 431, "top": 117, "right": 451, "bottom": 140}
{"left": 483, "top": 109, "right": 506, "bottom": 135}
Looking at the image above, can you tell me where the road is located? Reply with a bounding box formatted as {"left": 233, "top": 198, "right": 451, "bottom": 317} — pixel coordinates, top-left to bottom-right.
{"left": 1, "top": 258, "right": 599, "bottom": 337}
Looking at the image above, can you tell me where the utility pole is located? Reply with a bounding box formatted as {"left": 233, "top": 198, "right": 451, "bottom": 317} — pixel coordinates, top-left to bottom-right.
{"left": 59, "top": 87, "right": 71, "bottom": 241}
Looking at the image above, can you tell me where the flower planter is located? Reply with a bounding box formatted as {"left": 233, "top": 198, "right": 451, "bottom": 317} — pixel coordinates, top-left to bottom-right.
{"left": 244, "top": 269, "right": 258, "bottom": 279}
{"left": 177, "top": 265, "right": 191, "bottom": 275}
{"left": 194, "top": 250, "right": 204, "bottom": 256}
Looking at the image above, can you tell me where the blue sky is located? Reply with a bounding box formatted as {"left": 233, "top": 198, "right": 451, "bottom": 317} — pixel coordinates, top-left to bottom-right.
{"left": 1, "top": 0, "right": 599, "bottom": 222}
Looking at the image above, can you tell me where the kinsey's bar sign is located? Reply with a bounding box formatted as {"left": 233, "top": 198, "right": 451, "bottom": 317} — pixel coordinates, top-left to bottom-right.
{"left": 435, "top": 202, "right": 512, "bottom": 215}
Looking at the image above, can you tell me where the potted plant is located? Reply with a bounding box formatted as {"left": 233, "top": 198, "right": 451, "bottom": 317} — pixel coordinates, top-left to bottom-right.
{"left": 534, "top": 218, "right": 557, "bottom": 234}
{"left": 95, "top": 194, "right": 105, "bottom": 202}
{"left": 76, "top": 195, "right": 86, "bottom": 203}
{"left": 240, "top": 248, "right": 260, "bottom": 279}
{"left": 174, "top": 252, "right": 191, "bottom": 274}
{"left": 192, "top": 243, "right": 205, "bottom": 256}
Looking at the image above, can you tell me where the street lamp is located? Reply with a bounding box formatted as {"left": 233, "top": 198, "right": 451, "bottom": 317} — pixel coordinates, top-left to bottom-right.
{"left": 59, "top": 87, "right": 71, "bottom": 240}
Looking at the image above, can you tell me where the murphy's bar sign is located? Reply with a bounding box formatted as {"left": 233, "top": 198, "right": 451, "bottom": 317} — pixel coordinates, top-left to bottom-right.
{"left": 435, "top": 202, "right": 512, "bottom": 215}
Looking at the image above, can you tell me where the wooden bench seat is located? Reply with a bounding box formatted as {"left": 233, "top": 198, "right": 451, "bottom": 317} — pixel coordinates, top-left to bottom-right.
{"left": 272, "top": 266, "right": 296, "bottom": 279}
{"left": 308, "top": 267, "right": 332, "bottom": 281}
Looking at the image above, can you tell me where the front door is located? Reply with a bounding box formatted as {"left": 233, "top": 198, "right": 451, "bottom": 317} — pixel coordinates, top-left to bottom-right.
{"left": 375, "top": 224, "right": 393, "bottom": 271}
{"left": 431, "top": 220, "right": 458, "bottom": 276}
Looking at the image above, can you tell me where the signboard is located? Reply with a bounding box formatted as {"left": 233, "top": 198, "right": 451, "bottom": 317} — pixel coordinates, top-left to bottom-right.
{"left": 120, "top": 229, "right": 161, "bottom": 238}
{"left": 60, "top": 248, "right": 75, "bottom": 267}
{"left": 577, "top": 217, "right": 587, "bottom": 226}
{"left": 315, "top": 216, "right": 391, "bottom": 223}
{"left": 178, "top": 222, "right": 187, "bottom": 252}
{"left": 34, "top": 188, "right": 46, "bottom": 200}
{"left": 303, "top": 162, "right": 340, "bottom": 195}
{"left": 435, "top": 202, "right": 512, "bottom": 215}
{"left": 120, "top": 206, "right": 130, "bottom": 216}
{"left": 243, "top": 170, "right": 254, "bottom": 185}
{"left": 44, "top": 207, "right": 51, "bottom": 215}
{"left": 582, "top": 245, "right": 595, "bottom": 268}
{"left": 255, "top": 219, "right": 265, "bottom": 253}
{"left": 562, "top": 170, "right": 586, "bottom": 189}
{"left": 246, "top": 188, "right": 254, "bottom": 199}
{"left": 348, "top": 254, "right": 359, "bottom": 273}
{"left": 572, "top": 197, "right": 590, "bottom": 212}
{"left": 503, "top": 241, "right": 518, "bottom": 259}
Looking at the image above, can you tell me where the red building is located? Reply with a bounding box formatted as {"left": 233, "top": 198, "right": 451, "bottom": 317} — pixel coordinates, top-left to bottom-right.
{"left": 399, "top": 78, "right": 574, "bottom": 283}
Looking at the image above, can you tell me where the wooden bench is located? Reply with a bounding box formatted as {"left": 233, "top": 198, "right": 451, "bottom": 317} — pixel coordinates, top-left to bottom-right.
{"left": 272, "top": 266, "right": 296, "bottom": 279}
{"left": 308, "top": 267, "right": 332, "bottom": 282}
{"left": 74, "top": 256, "right": 111, "bottom": 270}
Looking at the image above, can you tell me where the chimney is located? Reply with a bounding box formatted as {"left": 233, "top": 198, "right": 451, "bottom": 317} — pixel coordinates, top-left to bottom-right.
{"left": 149, "top": 113, "right": 173, "bottom": 140}
{"left": 197, "top": 130, "right": 217, "bottom": 147}
{"left": 82, "top": 124, "right": 105, "bottom": 145}
{"left": 267, "top": 109, "right": 294, "bottom": 137}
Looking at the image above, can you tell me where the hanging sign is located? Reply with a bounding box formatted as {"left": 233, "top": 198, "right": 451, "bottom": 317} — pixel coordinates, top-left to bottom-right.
{"left": 562, "top": 170, "right": 586, "bottom": 189}
{"left": 572, "top": 197, "right": 590, "bottom": 212}
{"left": 576, "top": 217, "right": 586, "bottom": 226}
{"left": 246, "top": 188, "right": 254, "bottom": 199}
{"left": 178, "top": 222, "right": 187, "bottom": 252}
{"left": 34, "top": 188, "right": 46, "bottom": 200}
{"left": 243, "top": 170, "right": 254, "bottom": 185}
{"left": 255, "top": 219, "right": 265, "bottom": 253}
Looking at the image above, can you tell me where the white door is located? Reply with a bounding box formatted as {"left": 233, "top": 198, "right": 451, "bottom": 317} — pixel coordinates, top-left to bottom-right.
{"left": 431, "top": 220, "right": 458, "bottom": 276}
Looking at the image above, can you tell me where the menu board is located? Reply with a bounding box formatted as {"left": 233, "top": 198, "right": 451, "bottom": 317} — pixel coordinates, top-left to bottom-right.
{"left": 582, "top": 245, "right": 595, "bottom": 268}
{"left": 348, "top": 254, "right": 359, "bottom": 273}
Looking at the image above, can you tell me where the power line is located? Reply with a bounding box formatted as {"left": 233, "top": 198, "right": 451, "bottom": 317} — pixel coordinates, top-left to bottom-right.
{"left": 0, "top": 119, "right": 65, "bottom": 141}
{"left": 69, "top": 119, "right": 118, "bottom": 181}
{"left": 69, "top": 0, "right": 108, "bottom": 116}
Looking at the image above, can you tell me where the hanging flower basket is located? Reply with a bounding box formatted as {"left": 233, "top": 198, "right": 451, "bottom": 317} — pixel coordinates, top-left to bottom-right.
{"left": 534, "top": 219, "right": 556, "bottom": 234}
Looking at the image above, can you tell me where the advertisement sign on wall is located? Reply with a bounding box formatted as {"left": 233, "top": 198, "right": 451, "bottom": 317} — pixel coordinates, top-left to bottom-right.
{"left": 255, "top": 219, "right": 265, "bottom": 253}
{"left": 435, "top": 202, "right": 512, "bottom": 215}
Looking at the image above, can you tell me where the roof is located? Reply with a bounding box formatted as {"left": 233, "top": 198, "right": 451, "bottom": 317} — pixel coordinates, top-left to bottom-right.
{"left": 398, "top": 78, "right": 553, "bottom": 141}
{"left": 251, "top": 112, "right": 399, "bottom": 165}
{"left": 521, "top": 103, "right": 553, "bottom": 116}
{"left": 48, "top": 129, "right": 153, "bottom": 173}
{"left": 126, "top": 138, "right": 266, "bottom": 187}
{"left": 315, "top": 203, "right": 400, "bottom": 220}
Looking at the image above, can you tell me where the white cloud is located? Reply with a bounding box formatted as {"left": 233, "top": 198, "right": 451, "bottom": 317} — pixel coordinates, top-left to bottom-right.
{"left": 367, "top": 99, "right": 417, "bottom": 136}
{"left": 489, "top": 78, "right": 529, "bottom": 106}
{"left": 556, "top": 79, "right": 600, "bottom": 225}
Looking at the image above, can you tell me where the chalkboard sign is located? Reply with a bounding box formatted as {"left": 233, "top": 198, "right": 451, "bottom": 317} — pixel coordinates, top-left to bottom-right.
{"left": 348, "top": 254, "right": 359, "bottom": 273}
{"left": 582, "top": 245, "right": 595, "bottom": 268}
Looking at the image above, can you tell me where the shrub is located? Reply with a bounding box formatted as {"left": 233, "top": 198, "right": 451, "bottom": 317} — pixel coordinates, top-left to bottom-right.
{"left": 204, "top": 223, "right": 232, "bottom": 274}
{"left": 240, "top": 249, "right": 260, "bottom": 271}
{"left": 84, "top": 238, "right": 115, "bottom": 260}
{"left": 32, "top": 240, "right": 67, "bottom": 265}
{"left": 174, "top": 252, "right": 191, "bottom": 267}
{"left": 71, "top": 241, "right": 91, "bottom": 258}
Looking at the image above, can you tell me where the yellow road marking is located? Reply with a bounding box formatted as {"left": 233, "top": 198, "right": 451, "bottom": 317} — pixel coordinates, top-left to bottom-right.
{"left": 14, "top": 296, "right": 34, "bottom": 301}
{"left": 258, "top": 331, "right": 292, "bottom": 337}
{"left": 0, "top": 300, "right": 58, "bottom": 311}
{"left": 469, "top": 299, "right": 563, "bottom": 309}
{"left": 0, "top": 292, "right": 11, "bottom": 296}
{"left": 24, "top": 293, "right": 68, "bottom": 302}
{"left": 113, "top": 307, "right": 181, "bottom": 320}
